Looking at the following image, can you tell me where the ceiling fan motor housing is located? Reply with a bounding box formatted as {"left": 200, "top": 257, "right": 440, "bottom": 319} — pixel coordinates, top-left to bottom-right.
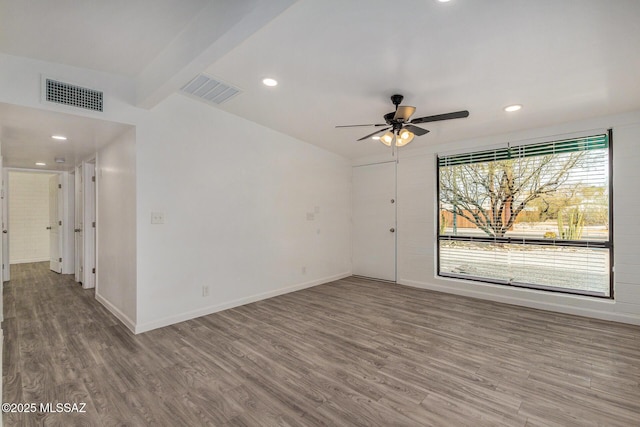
{"left": 384, "top": 112, "right": 397, "bottom": 124}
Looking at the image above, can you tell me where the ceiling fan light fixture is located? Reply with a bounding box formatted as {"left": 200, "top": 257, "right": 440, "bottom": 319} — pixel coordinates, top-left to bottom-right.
{"left": 380, "top": 132, "right": 394, "bottom": 146}
{"left": 397, "top": 129, "right": 415, "bottom": 146}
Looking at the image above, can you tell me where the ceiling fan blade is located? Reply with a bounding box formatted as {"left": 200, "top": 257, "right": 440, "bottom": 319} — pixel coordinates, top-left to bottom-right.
{"left": 357, "top": 127, "right": 391, "bottom": 141}
{"left": 410, "top": 110, "right": 469, "bottom": 124}
{"left": 393, "top": 106, "right": 416, "bottom": 122}
{"left": 335, "top": 123, "right": 387, "bottom": 128}
{"left": 404, "top": 124, "right": 430, "bottom": 136}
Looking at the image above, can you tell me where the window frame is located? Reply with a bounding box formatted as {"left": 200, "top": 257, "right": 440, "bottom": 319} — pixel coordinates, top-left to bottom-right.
{"left": 436, "top": 129, "right": 614, "bottom": 299}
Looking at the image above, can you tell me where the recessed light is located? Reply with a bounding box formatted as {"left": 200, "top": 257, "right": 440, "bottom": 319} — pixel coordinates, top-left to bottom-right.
{"left": 262, "top": 78, "right": 278, "bottom": 87}
{"left": 372, "top": 136, "right": 380, "bottom": 140}
{"left": 35, "top": 162, "right": 46, "bottom": 166}
{"left": 504, "top": 104, "right": 522, "bottom": 112}
{"left": 51, "top": 135, "right": 67, "bottom": 140}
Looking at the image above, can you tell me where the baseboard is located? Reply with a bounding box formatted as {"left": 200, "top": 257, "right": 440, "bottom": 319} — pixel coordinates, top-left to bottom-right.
{"left": 10, "top": 258, "right": 49, "bottom": 264}
{"left": 398, "top": 278, "right": 640, "bottom": 326}
{"left": 95, "top": 292, "right": 137, "bottom": 333}
{"left": 135, "top": 271, "right": 352, "bottom": 334}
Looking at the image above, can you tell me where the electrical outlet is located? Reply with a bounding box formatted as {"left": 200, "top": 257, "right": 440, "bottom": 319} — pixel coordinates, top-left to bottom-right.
{"left": 306, "top": 212, "right": 315, "bottom": 221}
{"left": 202, "top": 285, "right": 209, "bottom": 297}
{"left": 151, "top": 212, "right": 165, "bottom": 224}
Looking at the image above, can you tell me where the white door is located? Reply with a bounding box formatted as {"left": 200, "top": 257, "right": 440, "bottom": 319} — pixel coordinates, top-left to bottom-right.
{"left": 352, "top": 161, "right": 397, "bottom": 281}
{"left": 0, "top": 156, "right": 3, "bottom": 322}
{"left": 83, "top": 162, "right": 96, "bottom": 288}
{"left": 74, "top": 166, "right": 84, "bottom": 283}
{"left": 2, "top": 167, "right": 9, "bottom": 282}
{"left": 49, "top": 174, "right": 62, "bottom": 273}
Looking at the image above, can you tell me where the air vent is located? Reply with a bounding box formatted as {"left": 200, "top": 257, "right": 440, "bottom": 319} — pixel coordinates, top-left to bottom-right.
{"left": 180, "top": 74, "right": 241, "bottom": 105}
{"left": 44, "top": 78, "right": 103, "bottom": 112}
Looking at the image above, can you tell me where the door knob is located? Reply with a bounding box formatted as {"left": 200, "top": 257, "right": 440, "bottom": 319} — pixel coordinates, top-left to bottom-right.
{"left": 46, "top": 226, "right": 52, "bottom": 230}
{"left": 2, "top": 230, "right": 6, "bottom": 234}
{"left": 74, "top": 228, "right": 82, "bottom": 232}
{"left": 390, "top": 228, "right": 395, "bottom": 233}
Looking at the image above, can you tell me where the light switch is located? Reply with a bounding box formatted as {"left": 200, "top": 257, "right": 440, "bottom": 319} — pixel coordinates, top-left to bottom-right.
{"left": 151, "top": 212, "right": 165, "bottom": 224}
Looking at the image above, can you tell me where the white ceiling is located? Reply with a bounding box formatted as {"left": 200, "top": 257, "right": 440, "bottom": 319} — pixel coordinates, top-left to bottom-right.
{"left": 207, "top": 0, "right": 640, "bottom": 158}
{"left": 0, "top": 0, "right": 210, "bottom": 76}
{"left": 1, "top": 0, "right": 640, "bottom": 165}
{"left": 0, "top": 103, "right": 132, "bottom": 170}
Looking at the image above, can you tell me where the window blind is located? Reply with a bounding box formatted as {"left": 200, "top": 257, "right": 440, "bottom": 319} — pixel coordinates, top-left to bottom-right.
{"left": 437, "top": 132, "right": 612, "bottom": 297}
{"left": 438, "top": 134, "right": 608, "bottom": 166}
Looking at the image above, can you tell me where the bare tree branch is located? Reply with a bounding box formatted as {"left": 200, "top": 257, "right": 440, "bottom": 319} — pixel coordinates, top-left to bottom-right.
{"left": 440, "top": 152, "right": 586, "bottom": 237}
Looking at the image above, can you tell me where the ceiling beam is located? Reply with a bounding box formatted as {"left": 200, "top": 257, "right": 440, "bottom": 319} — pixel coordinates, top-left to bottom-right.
{"left": 135, "top": 0, "right": 297, "bottom": 109}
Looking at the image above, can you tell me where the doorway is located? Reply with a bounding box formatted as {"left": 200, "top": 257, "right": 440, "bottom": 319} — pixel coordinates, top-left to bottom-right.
{"left": 2, "top": 169, "right": 74, "bottom": 281}
{"left": 352, "top": 161, "right": 397, "bottom": 282}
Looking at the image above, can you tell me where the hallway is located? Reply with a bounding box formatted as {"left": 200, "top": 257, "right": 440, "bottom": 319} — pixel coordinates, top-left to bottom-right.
{"left": 2, "top": 263, "right": 128, "bottom": 425}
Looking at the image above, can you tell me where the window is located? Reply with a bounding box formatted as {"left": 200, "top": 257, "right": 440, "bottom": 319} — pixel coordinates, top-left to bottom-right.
{"left": 437, "top": 131, "right": 612, "bottom": 297}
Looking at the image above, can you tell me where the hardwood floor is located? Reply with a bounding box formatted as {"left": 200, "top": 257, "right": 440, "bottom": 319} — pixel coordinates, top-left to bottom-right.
{"left": 3, "top": 262, "right": 640, "bottom": 426}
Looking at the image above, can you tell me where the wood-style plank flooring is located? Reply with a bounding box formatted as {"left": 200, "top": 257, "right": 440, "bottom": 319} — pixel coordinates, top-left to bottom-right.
{"left": 3, "top": 262, "right": 640, "bottom": 426}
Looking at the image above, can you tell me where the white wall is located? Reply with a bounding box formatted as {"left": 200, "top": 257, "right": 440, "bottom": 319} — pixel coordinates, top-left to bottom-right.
{"left": 8, "top": 172, "right": 53, "bottom": 264}
{"left": 611, "top": 122, "right": 640, "bottom": 318}
{"left": 95, "top": 129, "right": 137, "bottom": 329}
{"left": 6, "top": 50, "right": 636, "bottom": 329}
{"left": 135, "top": 94, "right": 351, "bottom": 332}
{"left": 369, "top": 111, "right": 640, "bottom": 325}
{"left": 0, "top": 53, "right": 352, "bottom": 334}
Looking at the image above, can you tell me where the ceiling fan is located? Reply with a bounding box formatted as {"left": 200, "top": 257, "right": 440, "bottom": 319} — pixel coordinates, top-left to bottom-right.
{"left": 336, "top": 94, "right": 469, "bottom": 153}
